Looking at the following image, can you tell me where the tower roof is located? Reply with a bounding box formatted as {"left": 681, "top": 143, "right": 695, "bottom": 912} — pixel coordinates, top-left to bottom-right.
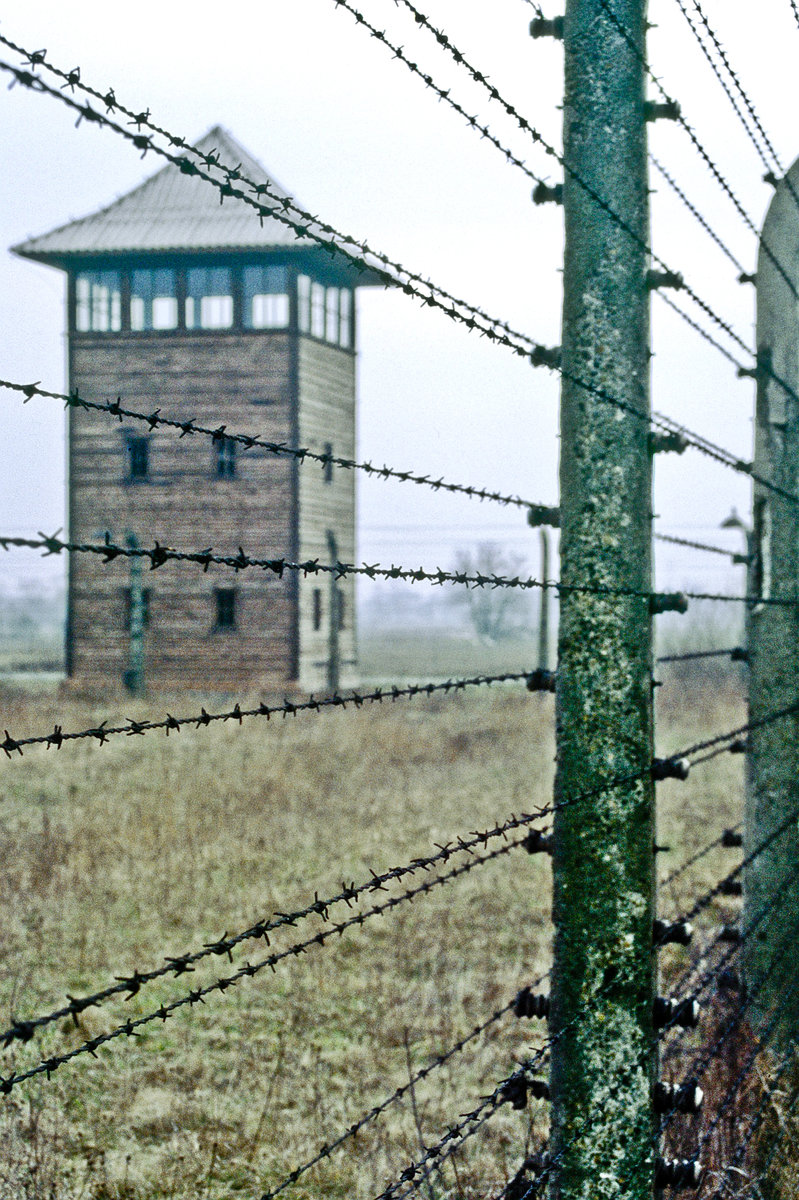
{"left": 12, "top": 126, "right": 380, "bottom": 281}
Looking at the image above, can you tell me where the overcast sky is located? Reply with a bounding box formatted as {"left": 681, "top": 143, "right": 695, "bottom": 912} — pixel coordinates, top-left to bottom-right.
{"left": 0, "top": 0, "right": 794, "bottom": 607}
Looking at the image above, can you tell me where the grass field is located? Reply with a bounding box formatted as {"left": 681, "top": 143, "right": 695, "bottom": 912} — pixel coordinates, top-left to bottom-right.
{"left": 0, "top": 638, "right": 789, "bottom": 1199}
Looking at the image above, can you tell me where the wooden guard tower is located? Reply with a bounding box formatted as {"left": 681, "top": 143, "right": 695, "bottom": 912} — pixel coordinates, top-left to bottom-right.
{"left": 13, "top": 127, "right": 382, "bottom": 693}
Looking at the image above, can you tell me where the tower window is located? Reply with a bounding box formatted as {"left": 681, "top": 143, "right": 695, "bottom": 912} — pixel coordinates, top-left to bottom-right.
{"left": 127, "top": 437, "right": 149, "bottom": 480}
{"left": 339, "top": 289, "right": 352, "bottom": 348}
{"left": 215, "top": 589, "right": 237, "bottom": 630}
{"left": 75, "top": 270, "right": 122, "bottom": 332}
{"left": 323, "top": 442, "right": 334, "bottom": 484}
{"left": 131, "top": 268, "right": 178, "bottom": 330}
{"left": 325, "top": 288, "right": 339, "bottom": 342}
{"left": 297, "top": 274, "right": 311, "bottom": 333}
{"left": 215, "top": 438, "right": 236, "bottom": 478}
{"left": 243, "top": 265, "right": 289, "bottom": 329}
{"left": 185, "top": 267, "right": 233, "bottom": 329}
{"left": 311, "top": 282, "right": 326, "bottom": 338}
{"left": 312, "top": 588, "right": 322, "bottom": 631}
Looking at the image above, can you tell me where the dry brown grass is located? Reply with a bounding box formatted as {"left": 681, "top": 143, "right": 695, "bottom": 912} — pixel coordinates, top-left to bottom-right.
{"left": 0, "top": 650, "right": 791, "bottom": 1199}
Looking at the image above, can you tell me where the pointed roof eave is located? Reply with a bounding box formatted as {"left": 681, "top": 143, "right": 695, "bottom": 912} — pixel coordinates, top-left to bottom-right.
{"left": 11, "top": 125, "right": 388, "bottom": 286}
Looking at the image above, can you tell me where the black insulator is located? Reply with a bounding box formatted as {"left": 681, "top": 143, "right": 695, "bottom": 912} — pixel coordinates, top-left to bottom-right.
{"left": 730, "top": 647, "right": 748, "bottom": 662}
{"left": 719, "top": 925, "right": 741, "bottom": 944}
{"left": 514, "top": 987, "right": 550, "bottom": 1020}
{"left": 527, "top": 669, "right": 557, "bottom": 693}
{"left": 654, "top": 1080, "right": 704, "bottom": 1114}
{"left": 646, "top": 269, "right": 684, "bottom": 291}
{"left": 528, "top": 1078, "right": 550, "bottom": 1101}
{"left": 502, "top": 1077, "right": 530, "bottom": 1110}
{"left": 649, "top": 431, "right": 688, "bottom": 456}
{"left": 654, "top": 842, "right": 672, "bottom": 854}
{"left": 529, "top": 16, "right": 564, "bottom": 38}
{"left": 524, "top": 829, "right": 553, "bottom": 856}
{"left": 719, "top": 879, "right": 743, "bottom": 896}
{"left": 527, "top": 503, "right": 560, "bottom": 528}
{"left": 651, "top": 757, "right": 691, "bottom": 782}
{"left": 650, "top": 592, "right": 689, "bottom": 615}
{"left": 532, "top": 181, "right": 563, "bottom": 205}
{"left": 728, "top": 739, "right": 748, "bottom": 754}
{"left": 530, "top": 344, "right": 562, "bottom": 369}
{"left": 763, "top": 171, "right": 780, "bottom": 188}
{"left": 738, "top": 272, "right": 757, "bottom": 285}
{"left": 655, "top": 1158, "right": 704, "bottom": 1189}
{"left": 654, "top": 997, "right": 700, "bottom": 1030}
{"left": 737, "top": 365, "right": 759, "bottom": 380}
{"left": 645, "top": 100, "right": 681, "bottom": 122}
{"left": 718, "top": 969, "right": 744, "bottom": 993}
{"left": 722, "top": 829, "right": 743, "bottom": 848}
{"left": 653, "top": 919, "right": 694, "bottom": 946}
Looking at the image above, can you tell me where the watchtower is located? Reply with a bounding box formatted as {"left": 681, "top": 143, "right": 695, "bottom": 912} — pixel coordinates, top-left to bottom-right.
{"left": 13, "top": 127, "right": 381, "bottom": 693}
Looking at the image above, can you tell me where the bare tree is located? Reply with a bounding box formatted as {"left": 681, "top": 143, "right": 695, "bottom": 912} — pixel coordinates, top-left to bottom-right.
{"left": 450, "top": 542, "right": 530, "bottom": 641}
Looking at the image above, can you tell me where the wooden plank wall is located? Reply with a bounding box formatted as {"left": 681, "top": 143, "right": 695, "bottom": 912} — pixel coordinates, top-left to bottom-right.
{"left": 68, "top": 332, "right": 297, "bottom": 691}
{"left": 296, "top": 337, "right": 357, "bottom": 690}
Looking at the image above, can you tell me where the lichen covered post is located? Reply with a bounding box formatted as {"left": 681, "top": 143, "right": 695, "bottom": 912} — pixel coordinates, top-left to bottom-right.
{"left": 550, "top": 0, "right": 655, "bottom": 1196}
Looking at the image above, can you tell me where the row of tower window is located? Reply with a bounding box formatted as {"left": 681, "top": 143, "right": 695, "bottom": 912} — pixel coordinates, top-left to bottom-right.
{"left": 126, "top": 437, "right": 336, "bottom": 481}
{"left": 75, "top": 266, "right": 353, "bottom": 346}
{"left": 124, "top": 587, "right": 345, "bottom": 631}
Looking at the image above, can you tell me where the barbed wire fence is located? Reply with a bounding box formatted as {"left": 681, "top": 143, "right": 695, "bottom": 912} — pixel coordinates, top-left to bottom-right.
{"left": 0, "top": 0, "right": 796, "bottom": 1197}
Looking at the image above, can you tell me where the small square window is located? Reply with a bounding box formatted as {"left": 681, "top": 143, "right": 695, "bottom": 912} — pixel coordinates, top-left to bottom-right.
{"left": 312, "top": 589, "right": 322, "bottom": 631}
{"left": 128, "top": 437, "right": 149, "bottom": 480}
{"left": 215, "top": 439, "right": 236, "bottom": 478}
{"left": 215, "top": 589, "right": 237, "bottom": 630}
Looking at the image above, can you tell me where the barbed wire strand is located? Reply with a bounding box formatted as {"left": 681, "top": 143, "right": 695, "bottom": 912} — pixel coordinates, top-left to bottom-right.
{"left": 0, "top": 380, "right": 537, "bottom": 514}
{"left": 0, "top": 834, "right": 527, "bottom": 1094}
{"left": 649, "top": 152, "right": 747, "bottom": 276}
{"left": 259, "top": 969, "right": 551, "bottom": 1200}
{"left": 334, "top": 0, "right": 753, "bottom": 364}
{"left": 0, "top": 815, "right": 553, "bottom": 1049}
{"left": 0, "top": 41, "right": 774, "bottom": 485}
{"left": 0, "top": 671, "right": 551, "bottom": 757}
{"left": 0, "top": 530, "right": 790, "bottom": 614}
{"left": 654, "top": 530, "right": 748, "bottom": 560}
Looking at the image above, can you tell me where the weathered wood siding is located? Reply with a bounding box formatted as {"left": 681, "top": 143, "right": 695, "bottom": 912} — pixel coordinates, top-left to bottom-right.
{"left": 296, "top": 337, "right": 357, "bottom": 690}
{"left": 68, "top": 332, "right": 297, "bottom": 690}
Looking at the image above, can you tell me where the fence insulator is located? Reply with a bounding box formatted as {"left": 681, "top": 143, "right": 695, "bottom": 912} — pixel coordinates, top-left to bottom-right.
{"left": 514, "top": 987, "right": 550, "bottom": 1019}
{"left": 532, "top": 181, "right": 563, "bottom": 205}
{"left": 501, "top": 1077, "right": 550, "bottom": 1109}
{"left": 718, "top": 969, "right": 744, "bottom": 993}
{"left": 651, "top": 757, "right": 691, "bottom": 782}
{"left": 763, "top": 171, "right": 781, "bottom": 188}
{"left": 732, "top": 553, "right": 750, "bottom": 566}
{"left": 654, "top": 1080, "right": 704, "bottom": 1114}
{"left": 527, "top": 503, "right": 560, "bottom": 528}
{"left": 655, "top": 1159, "right": 704, "bottom": 1189}
{"left": 530, "top": 344, "right": 562, "bottom": 369}
{"left": 646, "top": 269, "right": 684, "bottom": 291}
{"left": 524, "top": 829, "right": 553, "bottom": 856}
{"left": 728, "top": 738, "right": 748, "bottom": 754}
{"left": 650, "top": 592, "right": 689, "bottom": 615}
{"left": 730, "top": 647, "right": 749, "bottom": 662}
{"left": 722, "top": 829, "right": 744, "bottom": 848}
{"left": 653, "top": 997, "right": 700, "bottom": 1030}
{"left": 737, "top": 365, "right": 760, "bottom": 380}
{"left": 719, "top": 925, "right": 742, "bottom": 943}
{"left": 738, "top": 272, "right": 757, "bottom": 285}
{"left": 719, "top": 879, "right": 743, "bottom": 896}
{"left": 526, "top": 669, "right": 557, "bottom": 693}
{"left": 644, "top": 100, "right": 681, "bottom": 122}
{"left": 653, "top": 919, "right": 694, "bottom": 946}
{"left": 529, "top": 15, "right": 564, "bottom": 38}
{"left": 648, "top": 431, "right": 688, "bottom": 456}
{"left": 654, "top": 842, "right": 672, "bottom": 854}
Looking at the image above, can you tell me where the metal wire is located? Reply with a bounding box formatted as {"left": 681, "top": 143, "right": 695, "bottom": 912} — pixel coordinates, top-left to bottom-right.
{"left": 655, "top": 531, "right": 747, "bottom": 560}
{"left": 649, "top": 153, "right": 747, "bottom": 276}
{"left": 0, "top": 379, "right": 538, "bottom": 514}
{"left": 0, "top": 670, "right": 551, "bottom": 756}
{"left": 0, "top": 819, "right": 553, "bottom": 1048}
{"left": 0, "top": 834, "right": 528, "bottom": 1094}
{"left": 657, "top": 647, "right": 745, "bottom": 664}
